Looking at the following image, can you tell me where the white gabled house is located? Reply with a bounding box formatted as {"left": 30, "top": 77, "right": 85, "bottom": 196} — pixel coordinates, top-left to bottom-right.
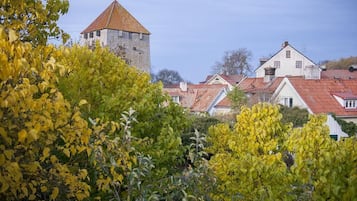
{"left": 255, "top": 41, "right": 318, "bottom": 79}
{"left": 271, "top": 76, "right": 357, "bottom": 140}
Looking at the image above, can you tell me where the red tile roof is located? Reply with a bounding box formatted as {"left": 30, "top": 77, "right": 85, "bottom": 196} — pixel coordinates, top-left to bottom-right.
{"left": 215, "top": 97, "right": 231, "bottom": 108}
{"left": 203, "top": 74, "right": 245, "bottom": 86}
{"left": 288, "top": 77, "right": 357, "bottom": 116}
{"left": 81, "top": 0, "right": 150, "bottom": 34}
{"left": 163, "top": 84, "right": 228, "bottom": 113}
{"left": 321, "top": 69, "right": 357, "bottom": 80}
{"left": 238, "top": 77, "right": 284, "bottom": 93}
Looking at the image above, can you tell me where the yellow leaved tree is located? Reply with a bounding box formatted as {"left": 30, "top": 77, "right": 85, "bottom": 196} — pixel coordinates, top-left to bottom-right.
{"left": 0, "top": 26, "right": 92, "bottom": 200}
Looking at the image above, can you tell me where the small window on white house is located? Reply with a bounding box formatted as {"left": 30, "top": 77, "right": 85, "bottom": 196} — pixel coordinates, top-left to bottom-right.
{"left": 96, "top": 30, "right": 101, "bottom": 37}
{"left": 286, "top": 50, "right": 291, "bottom": 58}
{"left": 283, "top": 97, "right": 293, "bottom": 108}
{"left": 345, "top": 100, "right": 357, "bottom": 109}
{"left": 84, "top": 33, "right": 88, "bottom": 39}
{"left": 172, "top": 96, "right": 180, "bottom": 104}
{"left": 139, "top": 33, "right": 143, "bottom": 40}
{"left": 274, "top": 61, "right": 280, "bottom": 68}
{"left": 89, "top": 32, "right": 94, "bottom": 38}
{"left": 119, "top": 30, "right": 123, "bottom": 37}
{"left": 296, "top": 60, "right": 302, "bottom": 68}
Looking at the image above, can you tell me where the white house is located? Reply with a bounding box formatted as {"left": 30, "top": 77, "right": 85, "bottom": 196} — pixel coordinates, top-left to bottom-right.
{"left": 271, "top": 76, "right": 357, "bottom": 139}
{"left": 255, "top": 41, "right": 318, "bottom": 79}
{"left": 163, "top": 83, "right": 229, "bottom": 116}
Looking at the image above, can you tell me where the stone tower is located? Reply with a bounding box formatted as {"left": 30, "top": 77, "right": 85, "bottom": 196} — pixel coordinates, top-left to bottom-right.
{"left": 80, "top": 0, "right": 151, "bottom": 73}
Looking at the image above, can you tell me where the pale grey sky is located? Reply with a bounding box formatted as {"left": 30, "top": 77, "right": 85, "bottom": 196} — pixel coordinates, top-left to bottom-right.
{"left": 58, "top": 0, "right": 357, "bottom": 83}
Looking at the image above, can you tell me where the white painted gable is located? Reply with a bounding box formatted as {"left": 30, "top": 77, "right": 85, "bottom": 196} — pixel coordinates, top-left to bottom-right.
{"left": 255, "top": 42, "right": 316, "bottom": 78}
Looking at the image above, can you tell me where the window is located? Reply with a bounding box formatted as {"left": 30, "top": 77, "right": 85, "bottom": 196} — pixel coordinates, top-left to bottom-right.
{"left": 345, "top": 100, "right": 357, "bottom": 109}
{"left": 172, "top": 96, "right": 180, "bottom": 104}
{"left": 89, "top": 32, "right": 94, "bottom": 38}
{"left": 84, "top": 33, "right": 88, "bottom": 39}
{"left": 96, "top": 30, "right": 101, "bottom": 37}
{"left": 283, "top": 97, "right": 293, "bottom": 107}
{"left": 128, "top": 32, "right": 132, "bottom": 40}
{"left": 330, "top": 135, "right": 338, "bottom": 141}
{"left": 296, "top": 60, "right": 302, "bottom": 68}
{"left": 274, "top": 61, "right": 280, "bottom": 68}
{"left": 139, "top": 33, "right": 143, "bottom": 40}
{"left": 118, "top": 30, "right": 123, "bottom": 37}
{"left": 286, "top": 50, "right": 291, "bottom": 58}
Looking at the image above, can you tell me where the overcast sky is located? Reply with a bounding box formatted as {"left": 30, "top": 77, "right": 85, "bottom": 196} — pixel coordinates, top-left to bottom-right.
{"left": 57, "top": 0, "right": 357, "bottom": 83}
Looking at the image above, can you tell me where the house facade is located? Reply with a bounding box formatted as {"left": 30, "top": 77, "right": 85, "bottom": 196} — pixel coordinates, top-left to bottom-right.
{"left": 163, "top": 82, "right": 229, "bottom": 116}
{"left": 271, "top": 76, "right": 357, "bottom": 139}
{"left": 80, "top": 0, "right": 151, "bottom": 72}
{"left": 255, "top": 41, "right": 317, "bottom": 79}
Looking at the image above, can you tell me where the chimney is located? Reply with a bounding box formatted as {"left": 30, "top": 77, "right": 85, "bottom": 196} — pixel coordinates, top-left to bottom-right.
{"left": 264, "top": 67, "right": 276, "bottom": 83}
{"left": 260, "top": 58, "right": 268, "bottom": 66}
{"left": 282, "top": 41, "right": 289, "bottom": 48}
{"left": 179, "top": 82, "right": 187, "bottom": 92}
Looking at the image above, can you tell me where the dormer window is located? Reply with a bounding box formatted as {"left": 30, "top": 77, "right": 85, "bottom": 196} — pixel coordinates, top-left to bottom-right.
{"left": 345, "top": 100, "right": 356, "bottom": 109}
{"left": 333, "top": 92, "right": 357, "bottom": 110}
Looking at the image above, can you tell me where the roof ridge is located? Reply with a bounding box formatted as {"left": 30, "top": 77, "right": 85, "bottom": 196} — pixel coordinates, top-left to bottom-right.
{"left": 106, "top": 1, "right": 116, "bottom": 27}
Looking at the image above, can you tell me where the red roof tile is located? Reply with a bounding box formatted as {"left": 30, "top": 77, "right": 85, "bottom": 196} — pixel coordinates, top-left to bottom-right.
{"left": 203, "top": 74, "right": 245, "bottom": 86}
{"left": 288, "top": 77, "right": 357, "bottom": 116}
{"left": 215, "top": 97, "right": 231, "bottom": 108}
{"left": 321, "top": 69, "right": 357, "bottom": 80}
{"left": 163, "top": 84, "right": 228, "bottom": 112}
{"left": 238, "top": 77, "right": 284, "bottom": 93}
{"left": 81, "top": 0, "right": 150, "bottom": 34}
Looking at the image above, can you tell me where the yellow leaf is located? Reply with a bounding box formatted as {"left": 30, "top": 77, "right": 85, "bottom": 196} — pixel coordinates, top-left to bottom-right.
{"left": 63, "top": 148, "right": 70, "bottom": 157}
{"left": 50, "top": 187, "right": 59, "bottom": 200}
{"left": 78, "top": 99, "right": 88, "bottom": 106}
{"left": 18, "top": 129, "right": 27, "bottom": 143}
{"left": 40, "top": 147, "right": 50, "bottom": 162}
{"left": 40, "top": 186, "right": 48, "bottom": 192}
{"left": 9, "top": 29, "right": 18, "bottom": 43}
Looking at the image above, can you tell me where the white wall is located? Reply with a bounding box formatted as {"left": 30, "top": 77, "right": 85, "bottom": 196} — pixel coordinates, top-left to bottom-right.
{"left": 256, "top": 45, "right": 315, "bottom": 78}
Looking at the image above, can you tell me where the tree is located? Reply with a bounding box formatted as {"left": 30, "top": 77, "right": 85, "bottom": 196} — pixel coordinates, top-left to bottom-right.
{"left": 324, "top": 56, "right": 357, "bottom": 69}
{"left": 207, "top": 103, "right": 293, "bottom": 200}
{"left": 0, "top": 26, "right": 92, "bottom": 200}
{"left": 206, "top": 103, "right": 357, "bottom": 200}
{"left": 279, "top": 105, "right": 309, "bottom": 127}
{"left": 213, "top": 48, "right": 253, "bottom": 76}
{"left": 227, "top": 87, "right": 247, "bottom": 113}
{"left": 55, "top": 43, "right": 190, "bottom": 189}
{"left": 0, "top": 0, "right": 70, "bottom": 46}
{"left": 152, "top": 69, "right": 184, "bottom": 86}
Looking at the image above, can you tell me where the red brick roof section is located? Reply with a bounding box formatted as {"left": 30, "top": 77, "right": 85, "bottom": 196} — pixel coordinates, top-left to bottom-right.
{"left": 288, "top": 77, "right": 357, "bottom": 116}
{"left": 81, "top": 0, "right": 150, "bottom": 34}
{"left": 238, "top": 77, "right": 284, "bottom": 93}
{"left": 163, "top": 84, "right": 228, "bottom": 113}
{"left": 321, "top": 69, "right": 357, "bottom": 80}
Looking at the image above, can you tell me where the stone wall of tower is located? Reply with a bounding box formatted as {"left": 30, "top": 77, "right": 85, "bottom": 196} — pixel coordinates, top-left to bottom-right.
{"left": 80, "top": 29, "right": 151, "bottom": 73}
{"left": 107, "top": 29, "right": 151, "bottom": 73}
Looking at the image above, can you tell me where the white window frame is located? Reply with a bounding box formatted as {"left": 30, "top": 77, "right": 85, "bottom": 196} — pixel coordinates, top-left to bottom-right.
{"left": 345, "top": 100, "right": 357, "bottom": 109}
{"left": 296, "top": 60, "right": 302, "bottom": 68}
{"left": 282, "top": 97, "right": 293, "bottom": 108}
{"left": 274, "top": 61, "right": 280, "bottom": 68}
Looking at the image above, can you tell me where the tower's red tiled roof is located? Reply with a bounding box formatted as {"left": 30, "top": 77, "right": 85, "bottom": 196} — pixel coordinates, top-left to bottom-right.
{"left": 81, "top": 0, "right": 150, "bottom": 34}
{"left": 288, "top": 77, "right": 357, "bottom": 116}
